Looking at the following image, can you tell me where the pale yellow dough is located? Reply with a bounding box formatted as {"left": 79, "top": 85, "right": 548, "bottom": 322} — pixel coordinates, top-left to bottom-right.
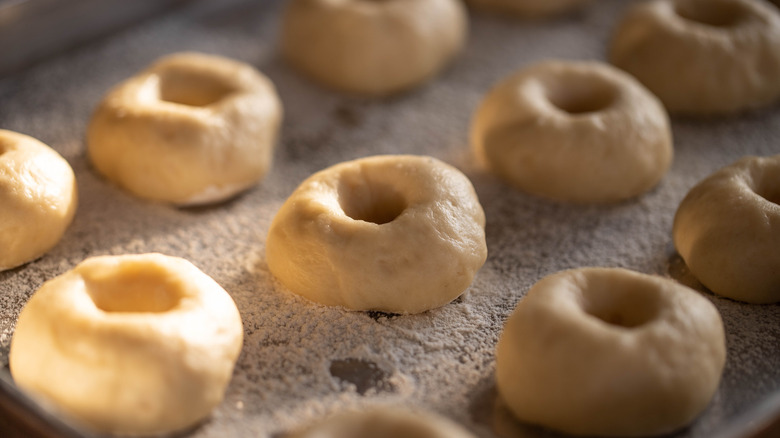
{"left": 470, "top": 60, "right": 672, "bottom": 203}
{"left": 281, "top": 0, "right": 467, "bottom": 96}
{"left": 266, "top": 155, "right": 487, "bottom": 314}
{"left": 0, "top": 130, "right": 77, "bottom": 271}
{"left": 287, "top": 408, "right": 477, "bottom": 438}
{"left": 10, "top": 253, "right": 244, "bottom": 435}
{"left": 674, "top": 155, "right": 780, "bottom": 304}
{"left": 88, "top": 52, "right": 282, "bottom": 205}
{"left": 496, "top": 267, "right": 726, "bottom": 436}
{"left": 610, "top": 0, "right": 780, "bottom": 115}
{"left": 465, "top": 0, "right": 592, "bottom": 18}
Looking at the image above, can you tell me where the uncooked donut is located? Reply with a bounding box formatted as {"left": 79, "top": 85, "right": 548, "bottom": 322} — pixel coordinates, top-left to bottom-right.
{"left": 9, "top": 253, "right": 244, "bottom": 435}
{"left": 281, "top": 0, "right": 467, "bottom": 96}
{"left": 0, "top": 129, "right": 77, "bottom": 271}
{"left": 286, "top": 408, "right": 477, "bottom": 438}
{"left": 266, "top": 155, "right": 487, "bottom": 314}
{"left": 610, "top": 0, "right": 780, "bottom": 115}
{"left": 88, "top": 51, "right": 282, "bottom": 205}
{"left": 470, "top": 60, "right": 672, "bottom": 203}
{"left": 465, "top": 0, "right": 591, "bottom": 18}
{"left": 495, "top": 267, "right": 726, "bottom": 436}
{"left": 673, "top": 155, "right": 780, "bottom": 304}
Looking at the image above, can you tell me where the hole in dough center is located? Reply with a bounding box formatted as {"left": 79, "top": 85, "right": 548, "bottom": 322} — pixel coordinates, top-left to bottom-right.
{"left": 0, "top": 138, "right": 11, "bottom": 155}
{"left": 157, "top": 69, "right": 237, "bottom": 107}
{"left": 753, "top": 175, "right": 780, "bottom": 206}
{"left": 338, "top": 178, "right": 407, "bottom": 225}
{"left": 675, "top": 2, "right": 747, "bottom": 27}
{"left": 545, "top": 79, "right": 617, "bottom": 115}
{"left": 580, "top": 285, "right": 661, "bottom": 329}
{"left": 85, "top": 264, "right": 184, "bottom": 313}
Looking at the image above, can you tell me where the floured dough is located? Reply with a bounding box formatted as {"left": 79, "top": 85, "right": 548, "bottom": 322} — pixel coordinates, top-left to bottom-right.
{"left": 281, "top": 0, "right": 467, "bottom": 96}
{"left": 0, "top": 129, "right": 77, "bottom": 271}
{"left": 496, "top": 267, "right": 726, "bottom": 436}
{"left": 610, "top": 0, "right": 780, "bottom": 114}
{"left": 673, "top": 155, "right": 780, "bottom": 303}
{"left": 470, "top": 60, "right": 672, "bottom": 203}
{"left": 88, "top": 51, "right": 283, "bottom": 205}
{"left": 286, "top": 408, "right": 477, "bottom": 438}
{"left": 266, "top": 155, "right": 487, "bottom": 314}
{"left": 9, "top": 253, "right": 244, "bottom": 435}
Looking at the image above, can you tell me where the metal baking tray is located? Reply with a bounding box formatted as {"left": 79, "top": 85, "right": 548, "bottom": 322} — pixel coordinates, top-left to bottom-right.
{"left": 1, "top": 0, "right": 779, "bottom": 437}
{"left": 0, "top": 0, "right": 191, "bottom": 76}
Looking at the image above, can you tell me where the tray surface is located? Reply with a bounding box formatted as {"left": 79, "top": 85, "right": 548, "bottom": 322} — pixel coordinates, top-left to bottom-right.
{"left": 1, "top": 0, "right": 779, "bottom": 437}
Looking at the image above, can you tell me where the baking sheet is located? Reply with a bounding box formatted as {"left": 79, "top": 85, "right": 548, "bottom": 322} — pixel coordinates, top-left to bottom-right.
{"left": 1, "top": 0, "right": 779, "bottom": 437}
{"left": 0, "top": 0, "right": 192, "bottom": 76}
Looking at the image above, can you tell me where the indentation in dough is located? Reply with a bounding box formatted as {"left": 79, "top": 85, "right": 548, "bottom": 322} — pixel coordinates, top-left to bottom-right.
{"left": 752, "top": 173, "right": 780, "bottom": 206}
{"left": 338, "top": 176, "right": 408, "bottom": 225}
{"left": 674, "top": 1, "right": 748, "bottom": 28}
{"left": 544, "top": 77, "right": 618, "bottom": 115}
{"left": 157, "top": 68, "right": 237, "bottom": 107}
{"left": 329, "top": 358, "right": 394, "bottom": 395}
{"left": 0, "top": 137, "right": 10, "bottom": 155}
{"left": 84, "top": 263, "right": 184, "bottom": 313}
{"left": 579, "top": 284, "right": 661, "bottom": 328}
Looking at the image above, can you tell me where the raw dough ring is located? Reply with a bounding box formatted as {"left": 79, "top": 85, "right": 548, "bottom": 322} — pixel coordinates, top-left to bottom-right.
{"left": 9, "top": 253, "right": 244, "bottom": 435}
{"left": 465, "top": 0, "right": 592, "bottom": 18}
{"left": 287, "top": 408, "right": 476, "bottom": 438}
{"left": 609, "top": 0, "right": 780, "bottom": 115}
{"left": 87, "top": 52, "right": 283, "bottom": 205}
{"left": 673, "top": 155, "right": 780, "bottom": 303}
{"left": 496, "top": 267, "right": 726, "bottom": 436}
{"left": 0, "top": 129, "right": 77, "bottom": 271}
{"left": 470, "top": 60, "right": 672, "bottom": 203}
{"left": 281, "top": 0, "right": 467, "bottom": 96}
{"left": 266, "top": 155, "right": 487, "bottom": 314}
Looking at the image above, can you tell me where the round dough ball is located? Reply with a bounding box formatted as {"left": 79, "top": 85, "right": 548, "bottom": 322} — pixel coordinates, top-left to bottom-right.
{"left": 465, "top": 0, "right": 592, "bottom": 18}
{"left": 609, "top": 0, "right": 780, "bottom": 115}
{"left": 266, "top": 155, "right": 487, "bottom": 314}
{"left": 281, "top": 0, "right": 467, "bottom": 96}
{"left": 673, "top": 155, "right": 780, "bottom": 303}
{"left": 87, "top": 52, "right": 283, "bottom": 205}
{"left": 0, "top": 130, "right": 77, "bottom": 271}
{"left": 10, "top": 253, "right": 244, "bottom": 435}
{"left": 496, "top": 267, "right": 726, "bottom": 436}
{"left": 287, "top": 408, "right": 477, "bottom": 438}
{"left": 470, "top": 60, "right": 672, "bottom": 203}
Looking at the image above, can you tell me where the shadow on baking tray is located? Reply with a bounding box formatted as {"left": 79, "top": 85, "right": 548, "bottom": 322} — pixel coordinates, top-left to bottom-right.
{"left": 469, "top": 381, "right": 570, "bottom": 438}
{"left": 0, "top": 366, "right": 208, "bottom": 438}
{"left": 0, "top": 369, "right": 89, "bottom": 438}
{"left": 469, "top": 380, "right": 687, "bottom": 438}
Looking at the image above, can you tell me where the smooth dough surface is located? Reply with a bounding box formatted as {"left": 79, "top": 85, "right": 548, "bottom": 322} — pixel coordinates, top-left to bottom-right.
{"left": 281, "top": 0, "right": 467, "bottom": 96}
{"left": 610, "top": 0, "right": 780, "bottom": 115}
{"left": 496, "top": 267, "right": 726, "bottom": 436}
{"left": 673, "top": 155, "right": 780, "bottom": 304}
{"left": 0, "top": 129, "right": 77, "bottom": 271}
{"left": 88, "top": 51, "right": 282, "bottom": 205}
{"left": 266, "top": 155, "right": 487, "bottom": 314}
{"left": 470, "top": 60, "right": 672, "bottom": 203}
{"left": 465, "top": 0, "right": 591, "bottom": 18}
{"left": 287, "top": 408, "right": 477, "bottom": 438}
{"left": 10, "top": 253, "right": 244, "bottom": 435}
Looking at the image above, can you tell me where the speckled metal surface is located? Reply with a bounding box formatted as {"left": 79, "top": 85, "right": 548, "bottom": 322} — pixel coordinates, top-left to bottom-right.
{"left": 0, "top": 1, "right": 778, "bottom": 437}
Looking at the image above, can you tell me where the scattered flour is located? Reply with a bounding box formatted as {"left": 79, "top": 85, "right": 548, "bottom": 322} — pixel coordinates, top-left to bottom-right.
{"left": 0, "top": 0, "right": 778, "bottom": 437}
